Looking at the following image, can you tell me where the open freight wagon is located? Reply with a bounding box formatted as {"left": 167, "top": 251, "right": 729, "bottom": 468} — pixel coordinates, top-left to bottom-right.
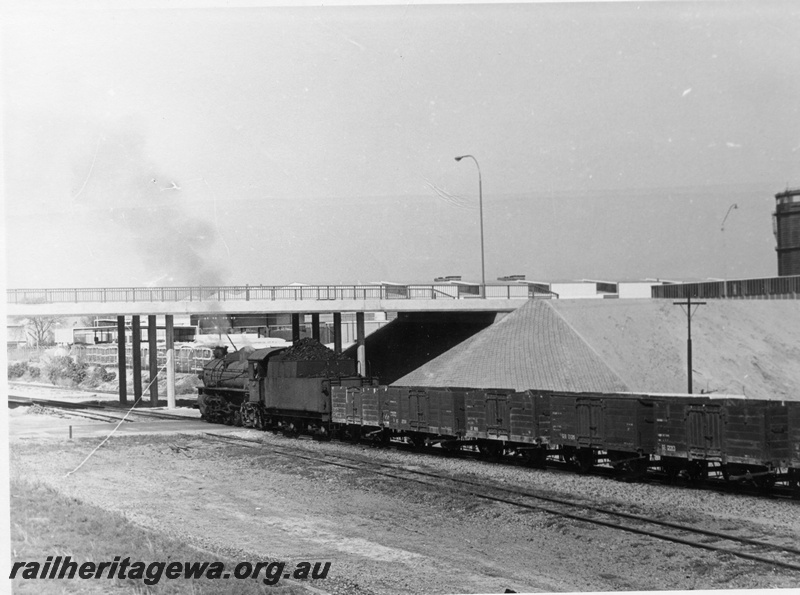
{"left": 654, "top": 394, "right": 791, "bottom": 486}
{"left": 547, "top": 391, "right": 657, "bottom": 474}
{"left": 463, "top": 389, "right": 551, "bottom": 464}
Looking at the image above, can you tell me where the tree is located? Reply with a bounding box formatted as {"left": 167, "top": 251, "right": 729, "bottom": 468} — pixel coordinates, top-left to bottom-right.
{"left": 22, "top": 316, "right": 62, "bottom": 347}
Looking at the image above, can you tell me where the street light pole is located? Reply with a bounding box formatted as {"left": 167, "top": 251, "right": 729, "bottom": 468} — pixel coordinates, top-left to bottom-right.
{"left": 455, "top": 154, "right": 485, "bottom": 296}
{"left": 720, "top": 203, "right": 738, "bottom": 298}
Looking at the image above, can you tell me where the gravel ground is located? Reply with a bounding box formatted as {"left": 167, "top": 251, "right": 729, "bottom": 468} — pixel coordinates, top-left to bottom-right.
{"left": 9, "top": 412, "right": 800, "bottom": 594}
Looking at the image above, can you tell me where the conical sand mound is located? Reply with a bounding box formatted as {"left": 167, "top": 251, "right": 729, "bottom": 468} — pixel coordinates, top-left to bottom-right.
{"left": 393, "top": 300, "right": 630, "bottom": 392}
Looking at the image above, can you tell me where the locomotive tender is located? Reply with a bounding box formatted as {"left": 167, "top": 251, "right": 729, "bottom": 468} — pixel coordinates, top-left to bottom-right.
{"left": 198, "top": 341, "right": 800, "bottom": 493}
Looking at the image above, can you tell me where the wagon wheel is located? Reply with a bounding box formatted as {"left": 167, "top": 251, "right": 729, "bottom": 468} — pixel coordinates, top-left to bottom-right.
{"left": 575, "top": 448, "right": 594, "bottom": 474}
{"left": 686, "top": 461, "right": 707, "bottom": 486}
{"left": 523, "top": 447, "right": 548, "bottom": 469}
{"left": 753, "top": 473, "right": 776, "bottom": 492}
{"left": 790, "top": 470, "right": 800, "bottom": 500}
{"left": 441, "top": 440, "right": 461, "bottom": 456}
{"left": 408, "top": 435, "right": 426, "bottom": 450}
{"left": 626, "top": 456, "right": 649, "bottom": 480}
{"left": 282, "top": 423, "right": 301, "bottom": 438}
{"left": 376, "top": 429, "right": 392, "bottom": 447}
{"left": 662, "top": 459, "right": 682, "bottom": 484}
{"left": 478, "top": 442, "right": 503, "bottom": 459}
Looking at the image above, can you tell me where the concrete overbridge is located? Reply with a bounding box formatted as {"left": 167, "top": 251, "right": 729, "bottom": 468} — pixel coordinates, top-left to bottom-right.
{"left": 7, "top": 283, "right": 531, "bottom": 408}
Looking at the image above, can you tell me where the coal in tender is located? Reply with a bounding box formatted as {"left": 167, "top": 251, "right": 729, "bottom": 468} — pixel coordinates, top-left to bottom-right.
{"left": 280, "top": 338, "right": 345, "bottom": 362}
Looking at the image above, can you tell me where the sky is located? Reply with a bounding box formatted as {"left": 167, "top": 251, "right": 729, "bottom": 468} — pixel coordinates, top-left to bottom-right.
{"left": 3, "top": 0, "right": 800, "bottom": 288}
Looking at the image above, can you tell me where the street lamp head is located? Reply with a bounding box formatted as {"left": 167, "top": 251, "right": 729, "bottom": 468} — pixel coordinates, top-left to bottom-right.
{"left": 454, "top": 156, "right": 464, "bottom": 162}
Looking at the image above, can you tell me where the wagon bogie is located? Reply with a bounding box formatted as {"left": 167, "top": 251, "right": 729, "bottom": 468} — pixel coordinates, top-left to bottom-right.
{"left": 607, "top": 450, "right": 650, "bottom": 479}
{"left": 477, "top": 439, "right": 505, "bottom": 459}
{"left": 511, "top": 444, "right": 549, "bottom": 468}
{"left": 559, "top": 445, "right": 595, "bottom": 473}
{"left": 659, "top": 456, "right": 711, "bottom": 485}
{"left": 789, "top": 469, "right": 800, "bottom": 499}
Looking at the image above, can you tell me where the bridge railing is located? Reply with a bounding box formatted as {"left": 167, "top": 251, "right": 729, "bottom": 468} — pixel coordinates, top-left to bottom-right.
{"left": 651, "top": 275, "right": 800, "bottom": 299}
{"left": 7, "top": 283, "right": 534, "bottom": 304}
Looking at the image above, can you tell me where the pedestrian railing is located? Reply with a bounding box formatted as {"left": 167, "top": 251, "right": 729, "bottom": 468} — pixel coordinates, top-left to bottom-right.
{"left": 7, "top": 283, "right": 534, "bottom": 304}
{"left": 651, "top": 275, "right": 800, "bottom": 299}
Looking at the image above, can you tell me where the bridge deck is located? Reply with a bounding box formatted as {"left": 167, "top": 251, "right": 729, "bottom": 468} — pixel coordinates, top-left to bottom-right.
{"left": 6, "top": 284, "right": 533, "bottom": 316}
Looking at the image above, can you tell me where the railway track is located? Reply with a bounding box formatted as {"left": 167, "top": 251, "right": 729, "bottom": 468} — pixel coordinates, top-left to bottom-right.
{"left": 200, "top": 431, "right": 800, "bottom": 575}
{"left": 8, "top": 394, "right": 192, "bottom": 423}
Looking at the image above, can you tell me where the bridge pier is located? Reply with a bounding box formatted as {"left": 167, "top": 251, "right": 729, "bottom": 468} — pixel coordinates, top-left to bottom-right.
{"left": 116, "top": 316, "right": 127, "bottom": 405}
{"left": 165, "top": 314, "right": 175, "bottom": 409}
{"left": 291, "top": 313, "right": 301, "bottom": 344}
{"left": 148, "top": 315, "right": 158, "bottom": 406}
{"left": 132, "top": 316, "right": 143, "bottom": 401}
{"left": 311, "top": 313, "right": 320, "bottom": 341}
{"left": 356, "top": 311, "right": 366, "bottom": 376}
{"left": 333, "top": 312, "right": 342, "bottom": 354}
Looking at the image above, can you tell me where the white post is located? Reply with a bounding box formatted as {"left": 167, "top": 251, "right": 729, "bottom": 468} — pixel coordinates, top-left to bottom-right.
{"left": 165, "top": 315, "right": 176, "bottom": 409}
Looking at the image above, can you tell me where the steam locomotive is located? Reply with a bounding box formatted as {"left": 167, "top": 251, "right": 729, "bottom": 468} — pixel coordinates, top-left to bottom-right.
{"left": 197, "top": 339, "right": 376, "bottom": 435}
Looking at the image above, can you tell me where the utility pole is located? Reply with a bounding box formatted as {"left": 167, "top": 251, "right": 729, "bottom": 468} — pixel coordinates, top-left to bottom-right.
{"left": 673, "top": 294, "right": 706, "bottom": 393}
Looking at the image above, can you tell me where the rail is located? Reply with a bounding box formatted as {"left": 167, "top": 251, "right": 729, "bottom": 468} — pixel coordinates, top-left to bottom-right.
{"left": 6, "top": 283, "right": 532, "bottom": 304}
{"left": 651, "top": 275, "right": 800, "bottom": 299}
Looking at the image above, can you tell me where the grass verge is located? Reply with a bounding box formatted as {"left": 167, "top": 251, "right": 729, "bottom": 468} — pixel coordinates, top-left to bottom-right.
{"left": 9, "top": 477, "right": 310, "bottom": 594}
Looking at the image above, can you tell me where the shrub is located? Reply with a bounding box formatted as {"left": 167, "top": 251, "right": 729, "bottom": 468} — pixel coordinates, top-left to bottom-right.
{"left": 82, "top": 365, "right": 116, "bottom": 387}
{"left": 43, "top": 356, "right": 88, "bottom": 385}
{"left": 8, "top": 362, "right": 29, "bottom": 379}
{"left": 101, "top": 367, "right": 116, "bottom": 382}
